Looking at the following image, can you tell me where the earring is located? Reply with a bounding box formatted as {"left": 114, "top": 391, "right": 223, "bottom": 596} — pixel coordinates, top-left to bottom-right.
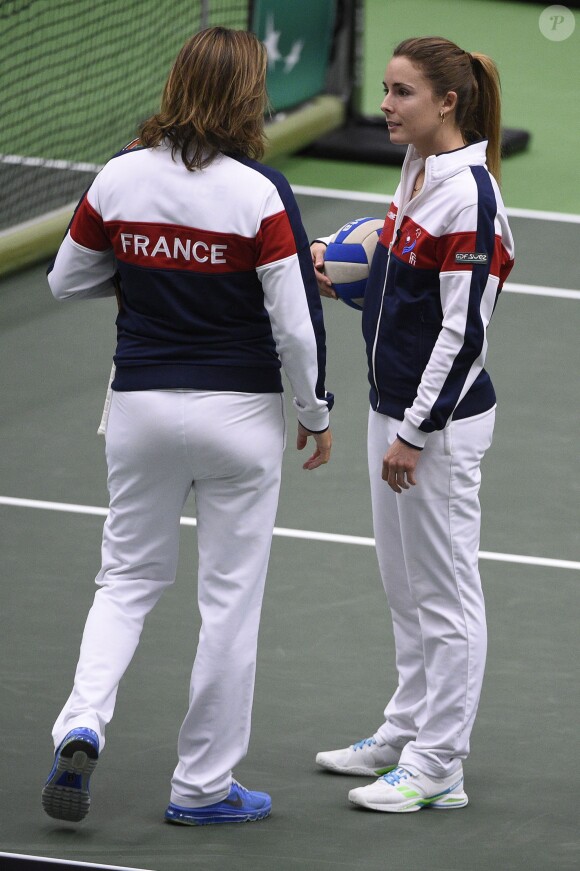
{"left": 440, "top": 111, "right": 445, "bottom": 124}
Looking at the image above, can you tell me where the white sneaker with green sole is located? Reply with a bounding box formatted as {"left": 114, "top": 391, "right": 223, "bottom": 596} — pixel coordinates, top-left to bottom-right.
{"left": 348, "top": 764, "right": 468, "bottom": 812}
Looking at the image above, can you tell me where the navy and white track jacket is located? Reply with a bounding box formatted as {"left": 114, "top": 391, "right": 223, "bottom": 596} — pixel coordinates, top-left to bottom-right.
{"left": 48, "top": 141, "right": 333, "bottom": 433}
{"left": 363, "top": 140, "right": 514, "bottom": 448}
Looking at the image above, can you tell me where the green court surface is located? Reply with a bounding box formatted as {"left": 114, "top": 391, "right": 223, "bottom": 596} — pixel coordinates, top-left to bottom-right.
{"left": 274, "top": 0, "right": 580, "bottom": 214}
{"left": 1, "top": 2, "right": 579, "bottom": 870}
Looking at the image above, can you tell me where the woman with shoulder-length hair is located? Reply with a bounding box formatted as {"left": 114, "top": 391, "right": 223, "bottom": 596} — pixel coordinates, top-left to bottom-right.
{"left": 312, "top": 36, "right": 514, "bottom": 813}
{"left": 43, "top": 26, "right": 333, "bottom": 827}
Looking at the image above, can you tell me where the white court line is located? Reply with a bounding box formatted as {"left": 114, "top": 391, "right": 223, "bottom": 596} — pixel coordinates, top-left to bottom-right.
{"left": 503, "top": 282, "right": 580, "bottom": 301}
{"left": 1, "top": 496, "right": 578, "bottom": 572}
{"left": 293, "top": 183, "right": 580, "bottom": 299}
{"left": 0, "top": 153, "right": 102, "bottom": 173}
{"left": 292, "top": 183, "right": 580, "bottom": 224}
{"left": 0, "top": 852, "right": 154, "bottom": 870}
{"left": 2, "top": 154, "right": 580, "bottom": 225}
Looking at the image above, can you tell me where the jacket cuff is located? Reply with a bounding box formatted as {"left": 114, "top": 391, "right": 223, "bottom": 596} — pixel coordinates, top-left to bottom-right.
{"left": 397, "top": 418, "right": 429, "bottom": 450}
{"left": 294, "top": 406, "right": 330, "bottom": 434}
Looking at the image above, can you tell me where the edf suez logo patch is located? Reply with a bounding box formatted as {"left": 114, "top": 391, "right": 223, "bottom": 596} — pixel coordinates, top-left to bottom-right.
{"left": 455, "top": 252, "right": 489, "bottom": 264}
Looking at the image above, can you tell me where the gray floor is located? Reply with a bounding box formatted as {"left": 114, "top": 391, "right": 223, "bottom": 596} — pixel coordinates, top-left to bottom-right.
{"left": 1, "top": 195, "right": 579, "bottom": 868}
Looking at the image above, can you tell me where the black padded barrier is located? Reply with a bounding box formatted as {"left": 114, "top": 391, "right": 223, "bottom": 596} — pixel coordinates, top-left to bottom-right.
{"left": 300, "top": 115, "right": 531, "bottom": 165}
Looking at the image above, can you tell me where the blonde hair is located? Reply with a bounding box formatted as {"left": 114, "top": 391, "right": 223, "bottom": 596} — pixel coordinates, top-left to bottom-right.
{"left": 394, "top": 37, "right": 503, "bottom": 182}
{"left": 140, "top": 27, "right": 268, "bottom": 170}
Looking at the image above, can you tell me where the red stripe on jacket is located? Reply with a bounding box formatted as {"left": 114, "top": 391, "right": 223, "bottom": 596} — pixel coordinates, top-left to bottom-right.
{"left": 70, "top": 199, "right": 298, "bottom": 274}
{"left": 69, "top": 197, "right": 110, "bottom": 251}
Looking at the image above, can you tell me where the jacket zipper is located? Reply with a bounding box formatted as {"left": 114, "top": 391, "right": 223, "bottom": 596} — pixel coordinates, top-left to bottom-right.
{"left": 371, "top": 155, "right": 424, "bottom": 408}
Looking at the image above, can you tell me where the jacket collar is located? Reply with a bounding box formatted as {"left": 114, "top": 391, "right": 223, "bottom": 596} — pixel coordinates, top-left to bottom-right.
{"left": 402, "top": 139, "right": 488, "bottom": 191}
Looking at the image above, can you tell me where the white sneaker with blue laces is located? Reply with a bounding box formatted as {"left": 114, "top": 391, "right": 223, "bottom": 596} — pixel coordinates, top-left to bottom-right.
{"left": 348, "top": 764, "right": 468, "bottom": 812}
{"left": 315, "top": 737, "right": 399, "bottom": 776}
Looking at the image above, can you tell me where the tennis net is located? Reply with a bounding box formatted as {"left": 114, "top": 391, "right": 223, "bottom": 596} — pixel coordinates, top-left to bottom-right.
{"left": 0, "top": 0, "right": 253, "bottom": 232}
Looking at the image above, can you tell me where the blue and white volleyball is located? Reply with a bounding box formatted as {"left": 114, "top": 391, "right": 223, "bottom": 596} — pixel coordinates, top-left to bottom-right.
{"left": 324, "top": 217, "right": 384, "bottom": 311}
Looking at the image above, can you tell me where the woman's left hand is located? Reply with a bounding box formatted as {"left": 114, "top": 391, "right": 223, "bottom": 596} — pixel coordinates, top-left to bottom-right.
{"left": 310, "top": 242, "right": 337, "bottom": 299}
{"left": 383, "top": 438, "right": 421, "bottom": 493}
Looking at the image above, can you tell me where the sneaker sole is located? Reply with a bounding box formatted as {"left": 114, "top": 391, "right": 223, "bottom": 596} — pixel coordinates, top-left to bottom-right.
{"left": 165, "top": 808, "right": 271, "bottom": 826}
{"left": 349, "top": 790, "right": 469, "bottom": 813}
{"left": 429, "top": 792, "right": 469, "bottom": 810}
{"left": 42, "top": 741, "right": 98, "bottom": 822}
{"left": 316, "top": 757, "right": 397, "bottom": 777}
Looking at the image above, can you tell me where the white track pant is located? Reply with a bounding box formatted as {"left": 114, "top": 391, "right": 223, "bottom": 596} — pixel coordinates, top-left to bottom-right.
{"left": 368, "top": 407, "right": 495, "bottom": 778}
{"left": 52, "top": 390, "right": 285, "bottom": 806}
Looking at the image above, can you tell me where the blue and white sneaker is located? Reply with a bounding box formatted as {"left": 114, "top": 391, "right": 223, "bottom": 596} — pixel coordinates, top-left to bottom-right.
{"left": 316, "top": 737, "right": 399, "bottom": 776}
{"left": 41, "top": 727, "right": 99, "bottom": 822}
{"left": 348, "top": 764, "right": 468, "bottom": 813}
{"left": 165, "top": 780, "right": 272, "bottom": 826}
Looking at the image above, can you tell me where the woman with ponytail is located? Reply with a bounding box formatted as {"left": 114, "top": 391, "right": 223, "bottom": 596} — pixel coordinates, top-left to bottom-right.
{"left": 312, "top": 37, "right": 514, "bottom": 813}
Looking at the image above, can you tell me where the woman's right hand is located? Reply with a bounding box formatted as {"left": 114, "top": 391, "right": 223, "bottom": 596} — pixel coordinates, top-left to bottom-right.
{"left": 310, "top": 242, "right": 338, "bottom": 300}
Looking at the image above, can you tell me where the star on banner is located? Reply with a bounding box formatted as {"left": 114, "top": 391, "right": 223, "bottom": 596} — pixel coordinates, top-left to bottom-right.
{"left": 262, "top": 13, "right": 304, "bottom": 73}
{"left": 284, "top": 39, "right": 304, "bottom": 73}
{"left": 263, "top": 13, "right": 282, "bottom": 69}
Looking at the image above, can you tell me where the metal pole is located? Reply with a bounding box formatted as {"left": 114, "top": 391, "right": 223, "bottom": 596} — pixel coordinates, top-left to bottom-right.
{"left": 200, "top": 0, "right": 209, "bottom": 29}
